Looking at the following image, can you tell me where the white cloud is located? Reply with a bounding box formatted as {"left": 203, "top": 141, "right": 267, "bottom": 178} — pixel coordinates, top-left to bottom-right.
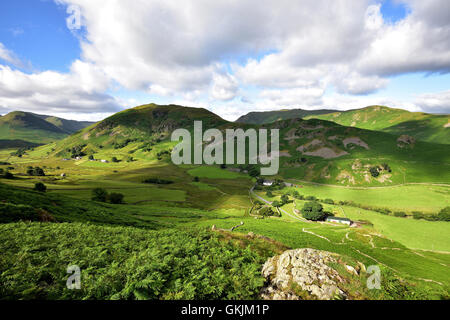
{"left": 2, "top": 0, "right": 450, "bottom": 121}
{"left": 0, "top": 43, "right": 23, "bottom": 68}
{"left": 414, "top": 90, "right": 450, "bottom": 114}
{"left": 210, "top": 73, "right": 238, "bottom": 101}
{"left": 0, "top": 61, "right": 121, "bottom": 117}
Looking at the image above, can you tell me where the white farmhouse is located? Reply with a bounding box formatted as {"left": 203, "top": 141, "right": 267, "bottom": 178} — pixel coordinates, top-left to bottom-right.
{"left": 326, "top": 217, "right": 352, "bottom": 226}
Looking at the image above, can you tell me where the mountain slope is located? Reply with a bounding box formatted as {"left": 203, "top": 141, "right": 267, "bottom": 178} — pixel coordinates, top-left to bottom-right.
{"left": 236, "top": 108, "right": 337, "bottom": 124}
{"left": 52, "top": 103, "right": 229, "bottom": 157}
{"left": 33, "top": 114, "right": 95, "bottom": 134}
{"left": 0, "top": 111, "right": 95, "bottom": 145}
{"left": 268, "top": 117, "right": 450, "bottom": 185}
{"left": 304, "top": 106, "right": 450, "bottom": 144}
{"left": 47, "top": 103, "right": 450, "bottom": 186}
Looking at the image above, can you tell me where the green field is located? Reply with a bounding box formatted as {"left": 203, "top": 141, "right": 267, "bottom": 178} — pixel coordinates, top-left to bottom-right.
{"left": 283, "top": 182, "right": 449, "bottom": 214}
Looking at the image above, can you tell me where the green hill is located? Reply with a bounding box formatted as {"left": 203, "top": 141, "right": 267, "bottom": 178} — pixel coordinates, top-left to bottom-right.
{"left": 270, "top": 117, "right": 450, "bottom": 186}
{"left": 33, "top": 114, "right": 95, "bottom": 134}
{"left": 0, "top": 111, "right": 95, "bottom": 145}
{"left": 304, "top": 106, "right": 450, "bottom": 144}
{"left": 51, "top": 103, "right": 229, "bottom": 157}
{"left": 47, "top": 103, "right": 450, "bottom": 187}
{"left": 236, "top": 108, "right": 336, "bottom": 124}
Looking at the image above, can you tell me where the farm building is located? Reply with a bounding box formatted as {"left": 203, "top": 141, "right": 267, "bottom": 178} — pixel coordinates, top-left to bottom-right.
{"left": 326, "top": 217, "right": 352, "bottom": 226}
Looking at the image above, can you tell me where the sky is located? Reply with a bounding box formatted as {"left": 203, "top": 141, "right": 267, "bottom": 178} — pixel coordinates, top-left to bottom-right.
{"left": 0, "top": 0, "right": 449, "bottom": 121}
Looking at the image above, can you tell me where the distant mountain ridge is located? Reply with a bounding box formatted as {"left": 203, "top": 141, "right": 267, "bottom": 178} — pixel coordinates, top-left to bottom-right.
{"left": 303, "top": 106, "right": 450, "bottom": 144}
{"left": 237, "top": 105, "right": 449, "bottom": 144}
{"left": 0, "top": 111, "right": 95, "bottom": 145}
{"left": 236, "top": 108, "right": 337, "bottom": 124}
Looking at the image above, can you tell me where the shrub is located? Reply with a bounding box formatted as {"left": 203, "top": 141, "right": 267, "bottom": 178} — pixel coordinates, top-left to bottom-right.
{"left": 305, "top": 196, "right": 316, "bottom": 201}
{"left": 280, "top": 194, "right": 289, "bottom": 204}
{"left": 91, "top": 188, "right": 108, "bottom": 202}
{"left": 34, "top": 182, "right": 47, "bottom": 193}
{"left": 266, "top": 191, "right": 273, "bottom": 198}
{"left": 437, "top": 207, "right": 450, "bottom": 222}
{"left": 0, "top": 224, "right": 266, "bottom": 300}
{"left": 272, "top": 201, "right": 282, "bottom": 208}
{"left": 323, "top": 199, "right": 334, "bottom": 205}
{"left": 3, "top": 171, "right": 14, "bottom": 179}
{"left": 111, "top": 157, "right": 119, "bottom": 163}
{"left": 143, "top": 178, "right": 173, "bottom": 185}
{"left": 27, "top": 167, "right": 45, "bottom": 176}
{"left": 412, "top": 211, "right": 424, "bottom": 220}
{"left": 370, "top": 166, "right": 380, "bottom": 178}
{"left": 301, "top": 201, "right": 326, "bottom": 221}
{"left": 394, "top": 211, "right": 407, "bottom": 218}
{"left": 193, "top": 176, "right": 200, "bottom": 182}
{"left": 109, "top": 193, "right": 124, "bottom": 204}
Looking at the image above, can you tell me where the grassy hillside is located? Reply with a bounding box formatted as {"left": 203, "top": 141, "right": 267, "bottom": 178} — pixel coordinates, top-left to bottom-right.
{"left": 50, "top": 103, "right": 229, "bottom": 158}
{"left": 236, "top": 108, "right": 336, "bottom": 124}
{"left": 272, "top": 117, "right": 450, "bottom": 186}
{"left": 34, "top": 114, "right": 95, "bottom": 134}
{"left": 0, "top": 111, "right": 94, "bottom": 144}
{"left": 304, "top": 106, "right": 450, "bottom": 144}
{"left": 1, "top": 103, "right": 449, "bottom": 300}
{"left": 42, "top": 104, "right": 450, "bottom": 187}
{"left": 0, "top": 182, "right": 448, "bottom": 300}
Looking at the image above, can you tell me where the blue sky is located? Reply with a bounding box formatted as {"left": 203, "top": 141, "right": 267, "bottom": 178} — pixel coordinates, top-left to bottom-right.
{"left": 0, "top": 0, "right": 449, "bottom": 121}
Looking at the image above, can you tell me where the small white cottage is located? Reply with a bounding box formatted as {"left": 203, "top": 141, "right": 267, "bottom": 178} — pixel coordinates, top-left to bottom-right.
{"left": 326, "top": 217, "right": 352, "bottom": 226}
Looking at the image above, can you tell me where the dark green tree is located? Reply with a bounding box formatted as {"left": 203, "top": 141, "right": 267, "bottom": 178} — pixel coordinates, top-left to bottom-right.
{"left": 301, "top": 201, "right": 326, "bottom": 221}
{"left": 34, "top": 182, "right": 47, "bottom": 193}
{"left": 109, "top": 193, "right": 124, "bottom": 204}
{"left": 91, "top": 188, "right": 108, "bottom": 202}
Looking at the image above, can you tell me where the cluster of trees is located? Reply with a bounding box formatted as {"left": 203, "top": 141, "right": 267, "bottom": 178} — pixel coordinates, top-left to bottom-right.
{"left": 27, "top": 166, "right": 45, "bottom": 176}
{"left": 143, "top": 178, "right": 174, "bottom": 185}
{"left": 239, "top": 164, "right": 260, "bottom": 178}
{"left": 250, "top": 200, "right": 281, "bottom": 217}
{"left": 138, "top": 141, "right": 155, "bottom": 152}
{"left": 10, "top": 147, "right": 33, "bottom": 158}
{"left": 301, "top": 201, "right": 328, "bottom": 221}
{"left": 271, "top": 194, "right": 291, "bottom": 208}
{"left": 113, "top": 138, "right": 138, "bottom": 149}
{"left": 67, "top": 144, "right": 87, "bottom": 158}
{"left": 369, "top": 163, "right": 392, "bottom": 178}
{"left": 156, "top": 150, "right": 171, "bottom": 161}
{"left": 0, "top": 169, "right": 14, "bottom": 179}
{"left": 413, "top": 207, "right": 450, "bottom": 222}
{"left": 91, "top": 188, "right": 124, "bottom": 204}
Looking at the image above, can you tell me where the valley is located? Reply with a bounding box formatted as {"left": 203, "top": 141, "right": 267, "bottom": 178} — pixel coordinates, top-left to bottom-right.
{"left": 0, "top": 103, "right": 449, "bottom": 300}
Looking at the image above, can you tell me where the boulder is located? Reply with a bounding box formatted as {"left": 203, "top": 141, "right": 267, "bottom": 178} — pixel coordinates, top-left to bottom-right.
{"left": 261, "top": 248, "right": 348, "bottom": 300}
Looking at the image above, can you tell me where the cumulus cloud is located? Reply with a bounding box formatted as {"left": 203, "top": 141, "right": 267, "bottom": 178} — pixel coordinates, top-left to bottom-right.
{"left": 414, "top": 90, "right": 450, "bottom": 114}
{"left": 2, "top": 0, "right": 450, "bottom": 120}
{"left": 0, "top": 60, "right": 121, "bottom": 116}
{"left": 210, "top": 73, "right": 238, "bottom": 101}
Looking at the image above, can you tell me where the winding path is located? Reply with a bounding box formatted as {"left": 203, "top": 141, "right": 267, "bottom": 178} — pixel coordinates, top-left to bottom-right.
{"left": 249, "top": 185, "right": 445, "bottom": 286}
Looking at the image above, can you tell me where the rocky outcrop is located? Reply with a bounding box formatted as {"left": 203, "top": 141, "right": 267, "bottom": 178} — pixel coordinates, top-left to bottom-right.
{"left": 397, "top": 135, "right": 416, "bottom": 148}
{"left": 261, "top": 248, "right": 348, "bottom": 300}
